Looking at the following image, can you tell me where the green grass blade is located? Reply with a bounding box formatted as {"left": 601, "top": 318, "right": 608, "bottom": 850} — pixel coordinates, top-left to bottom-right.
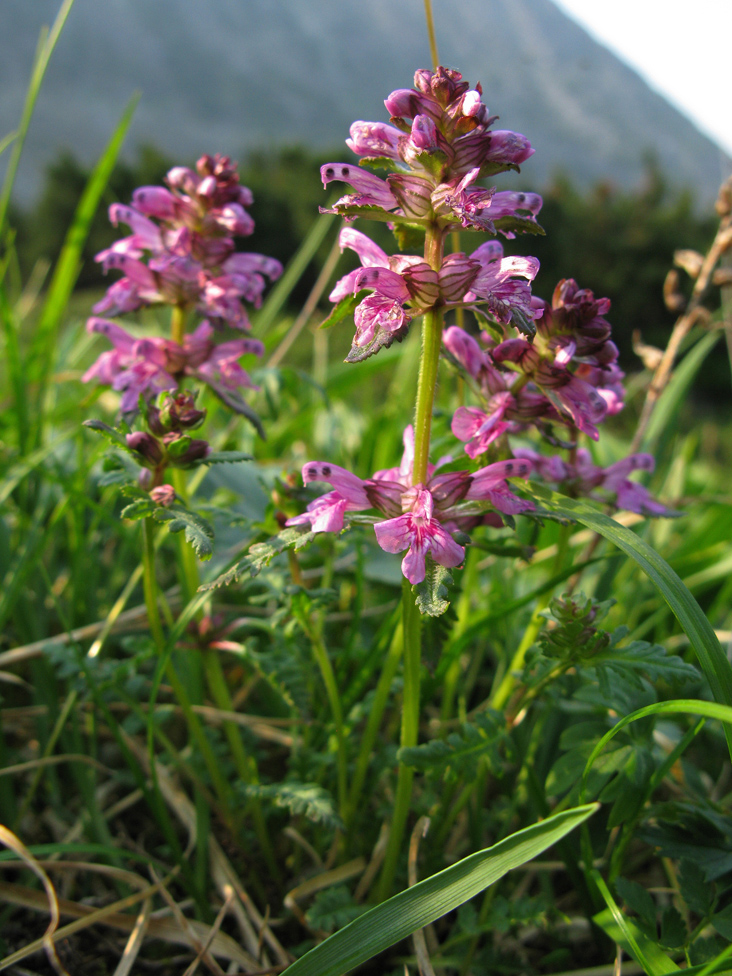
{"left": 642, "top": 330, "right": 722, "bottom": 452}
{"left": 252, "top": 212, "right": 337, "bottom": 339}
{"left": 281, "top": 804, "right": 598, "bottom": 976}
{"left": 593, "top": 891, "right": 680, "bottom": 975}
{"left": 524, "top": 485, "right": 732, "bottom": 752}
{"left": 0, "top": 0, "right": 76, "bottom": 240}
{"left": 28, "top": 94, "right": 139, "bottom": 429}
{"left": 581, "top": 699, "right": 732, "bottom": 802}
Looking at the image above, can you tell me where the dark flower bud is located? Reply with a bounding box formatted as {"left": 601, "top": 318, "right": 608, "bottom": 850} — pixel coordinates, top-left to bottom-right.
{"left": 126, "top": 431, "right": 164, "bottom": 466}
{"left": 159, "top": 391, "right": 207, "bottom": 432}
{"left": 165, "top": 433, "right": 211, "bottom": 467}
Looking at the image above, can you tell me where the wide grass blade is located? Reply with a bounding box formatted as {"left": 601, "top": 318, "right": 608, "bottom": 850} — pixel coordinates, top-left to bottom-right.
{"left": 28, "top": 94, "right": 139, "bottom": 438}
{"left": 524, "top": 484, "right": 732, "bottom": 754}
{"left": 0, "top": 0, "right": 76, "bottom": 240}
{"left": 593, "top": 884, "right": 680, "bottom": 975}
{"left": 280, "top": 804, "right": 598, "bottom": 976}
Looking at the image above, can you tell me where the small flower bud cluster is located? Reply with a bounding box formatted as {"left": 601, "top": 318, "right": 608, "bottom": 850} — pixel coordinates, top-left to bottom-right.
{"left": 127, "top": 393, "right": 211, "bottom": 494}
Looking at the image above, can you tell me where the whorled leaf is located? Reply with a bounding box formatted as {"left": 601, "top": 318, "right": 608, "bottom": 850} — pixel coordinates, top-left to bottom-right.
{"left": 200, "top": 526, "right": 318, "bottom": 590}
{"left": 398, "top": 711, "right": 507, "bottom": 779}
{"left": 193, "top": 450, "right": 253, "bottom": 465}
{"left": 243, "top": 781, "right": 341, "bottom": 829}
{"left": 414, "top": 557, "right": 454, "bottom": 616}
{"left": 153, "top": 505, "right": 215, "bottom": 560}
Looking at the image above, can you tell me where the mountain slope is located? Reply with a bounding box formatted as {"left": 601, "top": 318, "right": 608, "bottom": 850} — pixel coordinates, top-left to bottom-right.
{"left": 1, "top": 0, "right": 726, "bottom": 205}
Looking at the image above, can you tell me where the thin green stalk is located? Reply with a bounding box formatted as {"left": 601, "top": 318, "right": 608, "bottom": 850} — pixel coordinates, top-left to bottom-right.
{"left": 201, "top": 648, "right": 281, "bottom": 880}
{"left": 142, "top": 518, "right": 234, "bottom": 822}
{"left": 170, "top": 303, "right": 187, "bottom": 345}
{"left": 142, "top": 518, "right": 166, "bottom": 654}
{"left": 412, "top": 228, "right": 445, "bottom": 484}
{"left": 423, "top": 0, "right": 440, "bottom": 70}
{"left": 310, "top": 626, "right": 349, "bottom": 819}
{"left": 376, "top": 579, "right": 422, "bottom": 900}
{"left": 345, "top": 619, "right": 404, "bottom": 831}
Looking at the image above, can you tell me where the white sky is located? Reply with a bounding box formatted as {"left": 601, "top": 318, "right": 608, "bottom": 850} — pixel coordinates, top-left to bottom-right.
{"left": 551, "top": 0, "right": 732, "bottom": 158}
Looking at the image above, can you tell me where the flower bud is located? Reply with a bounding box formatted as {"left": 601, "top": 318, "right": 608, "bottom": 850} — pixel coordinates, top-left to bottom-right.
{"left": 164, "top": 433, "right": 211, "bottom": 466}
{"left": 150, "top": 484, "right": 176, "bottom": 507}
{"left": 159, "top": 391, "right": 207, "bottom": 431}
{"left": 126, "top": 431, "right": 164, "bottom": 466}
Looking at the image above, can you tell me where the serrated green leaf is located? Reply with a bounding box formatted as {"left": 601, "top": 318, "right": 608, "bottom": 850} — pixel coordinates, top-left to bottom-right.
{"left": 391, "top": 221, "right": 426, "bottom": 252}
{"left": 398, "top": 711, "right": 506, "bottom": 778}
{"left": 345, "top": 316, "right": 411, "bottom": 363}
{"left": 357, "top": 155, "right": 397, "bottom": 173}
{"left": 82, "top": 419, "right": 129, "bottom": 450}
{"left": 616, "top": 877, "right": 658, "bottom": 932}
{"left": 711, "top": 904, "right": 732, "bottom": 940}
{"left": 493, "top": 215, "right": 546, "bottom": 238}
{"left": 590, "top": 639, "right": 700, "bottom": 695}
{"left": 195, "top": 451, "right": 253, "bottom": 465}
{"left": 660, "top": 906, "right": 687, "bottom": 949}
{"left": 522, "top": 484, "right": 732, "bottom": 758}
{"left": 414, "top": 557, "right": 454, "bottom": 617}
{"left": 120, "top": 498, "right": 156, "bottom": 521}
{"left": 244, "top": 781, "right": 341, "bottom": 829}
{"left": 281, "top": 805, "right": 597, "bottom": 976}
{"left": 153, "top": 506, "right": 215, "bottom": 560}
{"left": 679, "top": 860, "right": 714, "bottom": 916}
{"left": 319, "top": 291, "right": 364, "bottom": 331}
{"left": 204, "top": 380, "right": 265, "bottom": 438}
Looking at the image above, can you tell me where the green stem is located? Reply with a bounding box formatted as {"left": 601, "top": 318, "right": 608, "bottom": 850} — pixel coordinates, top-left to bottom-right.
{"left": 171, "top": 303, "right": 187, "bottom": 345}
{"left": 142, "top": 518, "right": 166, "bottom": 654}
{"left": 412, "top": 228, "right": 445, "bottom": 485}
{"left": 376, "top": 579, "right": 422, "bottom": 900}
{"left": 296, "top": 610, "right": 348, "bottom": 820}
{"left": 345, "top": 619, "right": 404, "bottom": 832}
{"left": 142, "top": 519, "right": 234, "bottom": 823}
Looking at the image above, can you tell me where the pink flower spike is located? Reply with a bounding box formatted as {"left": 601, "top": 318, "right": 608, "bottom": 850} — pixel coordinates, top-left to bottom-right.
{"left": 374, "top": 487, "right": 464, "bottom": 585}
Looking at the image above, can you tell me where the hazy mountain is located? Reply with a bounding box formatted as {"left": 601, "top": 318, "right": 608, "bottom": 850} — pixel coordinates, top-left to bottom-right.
{"left": 1, "top": 0, "right": 728, "bottom": 206}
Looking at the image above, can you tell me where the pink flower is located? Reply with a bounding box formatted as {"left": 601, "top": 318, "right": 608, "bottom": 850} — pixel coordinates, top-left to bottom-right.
{"left": 373, "top": 487, "right": 465, "bottom": 585}
{"left": 83, "top": 318, "right": 263, "bottom": 413}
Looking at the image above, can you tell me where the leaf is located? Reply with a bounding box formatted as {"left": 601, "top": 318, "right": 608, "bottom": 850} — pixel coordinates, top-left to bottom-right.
{"left": 193, "top": 451, "right": 253, "bottom": 465}
{"left": 414, "top": 558, "right": 454, "bottom": 617}
{"left": 589, "top": 639, "right": 700, "bottom": 695}
{"left": 679, "top": 860, "right": 714, "bottom": 916}
{"left": 244, "top": 781, "right": 341, "bottom": 829}
{"left": 593, "top": 905, "right": 680, "bottom": 975}
{"left": 319, "top": 291, "right": 364, "bottom": 331}
{"left": 120, "top": 498, "right": 156, "bottom": 521}
{"left": 345, "top": 319, "right": 411, "bottom": 363}
{"left": 82, "top": 419, "right": 130, "bottom": 450}
{"left": 660, "top": 906, "right": 687, "bottom": 949}
{"left": 306, "top": 886, "right": 368, "bottom": 934}
{"left": 710, "top": 904, "right": 732, "bottom": 940}
{"left": 522, "top": 483, "right": 732, "bottom": 757}
{"left": 493, "top": 215, "right": 546, "bottom": 238}
{"left": 203, "top": 379, "right": 265, "bottom": 438}
{"left": 615, "top": 877, "right": 658, "bottom": 933}
{"left": 280, "top": 804, "right": 598, "bottom": 976}
{"left": 199, "top": 526, "right": 318, "bottom": 589}
{"left": 398, "top": 711, "right": 507, "bottom": 779}
{"left": 153, "top": 506, "right": 215, "bottom": 560}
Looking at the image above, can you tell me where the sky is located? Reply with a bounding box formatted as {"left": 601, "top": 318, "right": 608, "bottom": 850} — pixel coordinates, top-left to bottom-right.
{"left": 552, "top": 0, "right": 732, "bottom": 158}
